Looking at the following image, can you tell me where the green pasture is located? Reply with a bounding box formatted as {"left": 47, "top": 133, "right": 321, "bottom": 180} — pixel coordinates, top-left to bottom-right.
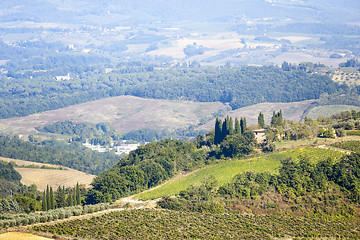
{"left": 135, "top": 147, "right": 344, "bottom": 200}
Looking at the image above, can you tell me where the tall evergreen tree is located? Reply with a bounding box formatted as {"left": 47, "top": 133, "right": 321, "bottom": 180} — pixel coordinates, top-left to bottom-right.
{"left": 67, "top": 190, "right": 73, "bottom": 207}
{"left": 258, "top": 112, "right": 265, "bottom": 128}
{"left": 76, "top": 183, "right": 81, "bottom": 205}
{"left": 222, "top": 117, "right": 228, "bottom": 142}
{"left": 279, "top": 110, "right": 283, "bottom": 124}
{"left": 46, "top": 185, "right": 50, "bottom": 210}
{"left": 240, "top": 117, "right": 247, "bottom": 134}
{"left": 42, "top": 191, "right": 47, "bottom": 211}
{"left": 229, "top": 117, "right": 234, "bottom": 135}
{"left": 271, "top": 111, "right": 276, "bottom": 126}
{"left": 235, "top": 118, "right": 241, "bottom": 134}
{"left": 55, "top": 186, "right": 66, "bottom": 208}
{"left": 271, "top": 110, "right": 283, "bottom": 127}
{"left": 50, "top": 186, "right": 55, "bottom": 209}
{"left": 214, "top": 118, "right": 222, "bottom": 145}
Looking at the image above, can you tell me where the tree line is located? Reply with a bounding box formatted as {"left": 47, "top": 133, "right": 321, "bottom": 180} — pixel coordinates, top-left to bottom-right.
{"left": 0, "top": 65, "right": 347, "bottom": 119}
{"left": 0, "top": 135, "right": 121, "bottom": 175}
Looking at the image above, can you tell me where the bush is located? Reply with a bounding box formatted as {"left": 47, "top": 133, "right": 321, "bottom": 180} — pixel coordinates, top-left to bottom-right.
{"left": 58, "top": 210, "right": 65, "bottom": 219}
{"left": 28, "top": 216, "right": 36, "bottom": 224}
{"left": 8, "top": 219, "right": 16, "bottom": 227}
{"left": 40, "top": 215, "right": 48, "bottom": 223}
{"left": 262, "top": 143, "right": 275, "bottom": 152}
{"left": 336, "top": 128, "right": 346, "bottom": 137}
{"left": 2, "top": 220, "right": 9, "bottom": 228}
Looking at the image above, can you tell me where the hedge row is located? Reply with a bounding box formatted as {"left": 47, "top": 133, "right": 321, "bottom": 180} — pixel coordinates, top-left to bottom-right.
{"left": 0, "top": 203, "right": 109, "bottom": 229}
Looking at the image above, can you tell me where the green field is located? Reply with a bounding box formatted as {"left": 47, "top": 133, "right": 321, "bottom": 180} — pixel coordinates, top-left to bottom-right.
{"left": 136, "top": 147, "right": 345, "bottom": 200}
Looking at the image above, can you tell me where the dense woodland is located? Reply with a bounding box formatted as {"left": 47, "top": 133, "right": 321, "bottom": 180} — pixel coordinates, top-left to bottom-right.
{"left": 39, "top": 121, "right": 121, "bottom": 146}
{"left": 0, "top": 65, "right": 347, "bottom": 118}
{"left": 0, "top": 136, "right": 121, "bottom": 175}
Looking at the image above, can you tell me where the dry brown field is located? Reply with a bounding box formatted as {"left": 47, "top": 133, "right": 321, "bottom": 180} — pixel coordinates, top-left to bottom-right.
{"left": 0, "top": 157, "right": 95, "bottom": 191}
{"left": 0, "top": 95, "right": 227, "bottom": 137}
{"left": 0, "top": 232, "right": 51, "bottom": 240}
{"left": 0, "top": 95, "right": 317, "bottom": 140}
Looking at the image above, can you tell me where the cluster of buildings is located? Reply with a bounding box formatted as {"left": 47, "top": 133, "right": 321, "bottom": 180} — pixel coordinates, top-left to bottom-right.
{"left": 82, "top": 140, "right": 140, "bottom": 155}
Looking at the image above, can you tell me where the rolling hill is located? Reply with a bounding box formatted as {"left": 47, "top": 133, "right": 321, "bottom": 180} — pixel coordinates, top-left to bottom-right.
{"left": 0, "top": 96, "right": 315, "bottom": 138}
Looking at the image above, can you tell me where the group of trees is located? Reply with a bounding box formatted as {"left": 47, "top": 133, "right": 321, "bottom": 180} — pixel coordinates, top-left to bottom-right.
{"left": 0, "top": 160, "right": 21, "bottom": 184}
{"left": 0, "top": 136, "right": 121, "bottom": 175}
{"left": 214, "top": 116, "right": 247, "bottom": 145}
{"left": 42, "top": 184, "right": 81, "bottom": 211}
{"left": 39, "top": 121, "right": 121, "bottom": 146}
{"left": 0, "top": 199, "right": 23, "bottom": 214}
{"left": 87, "top": 139, "right": 208, "bottom": 203}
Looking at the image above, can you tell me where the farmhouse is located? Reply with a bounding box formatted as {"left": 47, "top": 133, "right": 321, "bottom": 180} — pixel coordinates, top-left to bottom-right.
{"left": 55, "top": 73, "right": 71, "bottom": 81}
{"left": 253, "top": 129, "right": 266, "bottom": 143}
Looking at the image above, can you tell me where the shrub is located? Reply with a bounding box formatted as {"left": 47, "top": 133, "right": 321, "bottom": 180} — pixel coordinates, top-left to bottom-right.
{"left": 8, "top": 219, "right": 16, "bottom": 227}
{"left": 262, "top": 143, "right": 275, "bottom": 152}
{"left": 58, "top": 210, "right": 65, "bottom": 219}
{"left": 336, "top": 128, "right": 346, "bottom": 137}
{"left": 28, "top": 216, "right": 36, "bottom": 224}
{"left": 40, "top": 215, "right": 48, "bottom": 223}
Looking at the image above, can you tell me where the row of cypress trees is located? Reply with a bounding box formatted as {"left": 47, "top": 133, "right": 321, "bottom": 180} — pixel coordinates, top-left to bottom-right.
{"left": 214, "top": 116, "right": 247, "bottom": 145}
{"left": 42, "top": 183, "right": 81, "bottom": 211}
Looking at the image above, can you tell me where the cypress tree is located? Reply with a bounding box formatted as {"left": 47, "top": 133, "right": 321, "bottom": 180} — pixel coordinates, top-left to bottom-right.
{"left": 46, "top": 185, "right": 50, "bottom": 211}
{"left": 229, "top": 117, "right": 234, "bottom": 135}
{"left": 279, "top": 109, "right": 283, "bottom": 125}
{"left": 258, "top": 112, "right": 265, "bottom": 128}
{"left": 50, "top": 186, "right": 55, "bottom": 209}
{"left": 222, "top": 117, "right": 228, "bottom": 141}
{"left": 42, "top": 191, "right": 47, "bottom": 211}
{"left": 271, "top": 111, "right": 276, "bottom": 126}
{"left": 67, "top": 190, "right": 73, "bottom": 207}
{"left": 55, "top": 186, "right": 66, "bottom": 208}
{"left": 214, "top": 118, "right": 222, "bottom": 145}
{"left": 72, "top": 190, "right": 76, "bottom": 206}
{"left": 76, "top": 183, "right": 81, "bottom": 205}
{"left": 243, "top": 117, "right": 247, "bottom": 132}
{"left": 240, "top": 117, "right": 245, "bottom": 134}
{"left": 235, "top": 118, "right": 241, "bottom": 134}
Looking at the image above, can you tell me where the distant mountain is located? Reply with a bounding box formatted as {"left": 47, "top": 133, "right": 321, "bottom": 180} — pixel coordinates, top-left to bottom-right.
{"left": 1, "top": 0, "right": 359, "bottom": 25}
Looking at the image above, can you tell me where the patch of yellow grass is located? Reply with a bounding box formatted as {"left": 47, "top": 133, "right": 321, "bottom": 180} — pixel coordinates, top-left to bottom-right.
{"left": 0, "top": 232, "right": 51, "bottom": 240}
{"left": 1, "top": 157, "right": 95, "bottom": 191}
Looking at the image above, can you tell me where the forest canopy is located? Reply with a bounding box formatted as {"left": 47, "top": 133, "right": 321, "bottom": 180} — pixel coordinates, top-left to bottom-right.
{"left": 0, "top": 66, "right": 347, "bottom": 119}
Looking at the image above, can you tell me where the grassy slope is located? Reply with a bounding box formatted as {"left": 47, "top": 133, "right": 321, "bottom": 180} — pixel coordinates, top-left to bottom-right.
{"left": 0, "top": 157, "right": 95, "bottom": 191}
{"left": 136, "top": 146, "right": 345, "bottom": 200}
